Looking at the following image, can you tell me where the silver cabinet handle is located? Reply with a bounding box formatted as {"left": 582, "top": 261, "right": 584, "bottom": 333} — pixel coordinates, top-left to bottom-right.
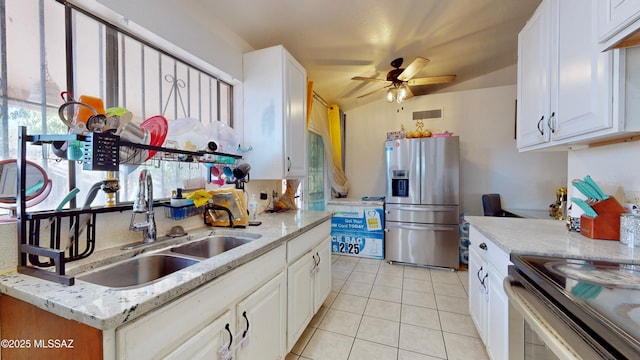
{"left": 547, "top": 112, "right": 556, "bottom": 133}
{"left": 537, "top": 115, "right": 545, "bottom": 135}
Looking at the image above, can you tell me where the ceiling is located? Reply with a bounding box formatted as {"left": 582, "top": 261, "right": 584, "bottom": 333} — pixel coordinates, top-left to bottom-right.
{"left": 195, "top": 0, "right": 541, "bottom": 111}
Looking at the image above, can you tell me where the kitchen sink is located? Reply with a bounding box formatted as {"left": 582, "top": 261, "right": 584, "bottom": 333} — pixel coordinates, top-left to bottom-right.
{"left": 170, "top": 235, "right": 258, "bottom": 258}
{"left": 78, "top": 254, "right": 199, "bottom": 288}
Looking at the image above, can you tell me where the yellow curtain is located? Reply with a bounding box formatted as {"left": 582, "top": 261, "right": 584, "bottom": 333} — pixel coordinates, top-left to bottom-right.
{"left": 306, "top": 80, "right": 314, "bottom": 129}
{"left": 327, "top": 105, "right": 342, "bottom": 166}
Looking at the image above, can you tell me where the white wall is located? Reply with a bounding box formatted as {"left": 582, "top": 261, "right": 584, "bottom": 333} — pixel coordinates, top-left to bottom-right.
{"left": 344, "top": 78, "right": 568, "bottom": 216}
{"left": 568, "top": 141, "right": 640, "bottom": 205}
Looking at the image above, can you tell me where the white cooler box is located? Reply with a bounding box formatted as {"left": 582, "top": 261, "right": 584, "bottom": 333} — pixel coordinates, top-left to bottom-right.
{"left": 326, "top": 199, "right": 385, "bottom": 259}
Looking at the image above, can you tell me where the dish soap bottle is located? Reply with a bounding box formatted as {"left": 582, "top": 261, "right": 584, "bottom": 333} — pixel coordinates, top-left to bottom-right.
{"left": 170, "top": 188, "right": 188, "bottom": 220}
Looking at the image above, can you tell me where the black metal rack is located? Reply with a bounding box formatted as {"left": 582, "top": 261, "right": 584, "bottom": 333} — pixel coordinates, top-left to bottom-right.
{"left": 15, "top": 126, "right": 242, "bottom": 285}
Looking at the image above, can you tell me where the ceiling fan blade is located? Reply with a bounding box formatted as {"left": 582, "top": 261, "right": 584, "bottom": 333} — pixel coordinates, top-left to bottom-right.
{"left": 397, "top": 57, "right": 430, "bottom": 81}
{"left": 403, "top": 86, "right": 414, "bottom": 100}
{"left": 407, "top": 75, "right": 456, "bottom": 86}
{"left": 356, "top": 85, "right": 391, "bottom": 99}
{"left": 351, "top": 76, "right": 390, "bottom": 83}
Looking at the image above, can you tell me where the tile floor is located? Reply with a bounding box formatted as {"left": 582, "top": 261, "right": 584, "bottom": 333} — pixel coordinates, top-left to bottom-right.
{"left": 286, "top": 255, "right": 489, "bottom": 360}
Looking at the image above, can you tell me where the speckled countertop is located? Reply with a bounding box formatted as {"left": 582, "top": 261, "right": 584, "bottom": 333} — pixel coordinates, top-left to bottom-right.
{"left": 465, "top": 216, "right": 640, "bottom": 263}
{"left": 0, "top": 210, "right": 332, "bottom": 330}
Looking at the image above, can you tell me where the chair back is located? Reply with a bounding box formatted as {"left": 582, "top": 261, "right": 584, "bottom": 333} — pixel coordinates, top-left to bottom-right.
{"left": 482, "top": 193, "right": 504, "bottom": 216}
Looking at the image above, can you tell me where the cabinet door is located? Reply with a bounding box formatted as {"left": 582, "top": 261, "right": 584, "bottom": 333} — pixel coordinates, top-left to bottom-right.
{"left": 284, "top": 51, "right": 307, "bottom": 178}
{"left": 236, "top": 272, "right": 287, "bottom": 360}
{"left": 287, "top": 252, "right": 315, "bottom": 349}
{"left": 517, "top": 0, "right": 552, "bottom": 148}
{"left": 164, "top": 311, "right": 232, "bottom": 360}
{"left": 598, "top": 0, "right": 640, "bottom": 43}
{"left": 313, "top": 236, "right": 332, "bottom": 312}
{"left": 552, "top": 0, "right": 613, "bottom": 140}
{"left": 486, "top": 265, "right": 509, "bottom": 360}
{"left": 467, "top": 244, "right": 487, "bottom": 343}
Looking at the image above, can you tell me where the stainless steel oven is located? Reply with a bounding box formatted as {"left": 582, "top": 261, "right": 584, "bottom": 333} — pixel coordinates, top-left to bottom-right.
{"left": 504, "top": 254, "right": 640, "bottom": 360}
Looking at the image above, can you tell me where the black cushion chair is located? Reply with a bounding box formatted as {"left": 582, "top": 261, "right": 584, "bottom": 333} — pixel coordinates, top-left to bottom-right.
{"left": 482, "top": 194, "right": 519, "bottom": 217}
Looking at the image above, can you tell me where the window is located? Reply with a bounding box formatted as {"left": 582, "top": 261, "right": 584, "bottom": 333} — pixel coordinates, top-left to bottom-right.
{"left": 0, "top": 0, "right": 234, "bottom": 212}
{"left": 306, "top": 131, "right": 324, "bottom": 211}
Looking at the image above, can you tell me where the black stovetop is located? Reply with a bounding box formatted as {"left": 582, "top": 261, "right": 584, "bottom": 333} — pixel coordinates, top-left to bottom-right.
{"left": 510, "top": 254, "right": 640, "bottom": 359}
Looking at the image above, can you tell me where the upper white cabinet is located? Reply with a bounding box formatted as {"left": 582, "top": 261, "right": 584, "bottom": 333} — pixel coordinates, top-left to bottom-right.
{"left": 598, "top": 0, "right": 640, "bottom": 50}
{"left": 243, "top": 45, "right": 307, "bottom": 179}
{"left": 517, "top": 0, "right": 616, "bottom": 150}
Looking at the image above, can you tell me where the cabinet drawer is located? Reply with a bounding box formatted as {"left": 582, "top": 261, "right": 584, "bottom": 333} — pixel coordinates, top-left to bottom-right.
{"left": 287, "top": 220, "right": 330, "bottom": 263}
{"left": 469, "top": 227, "right": 510, "bottom": 278}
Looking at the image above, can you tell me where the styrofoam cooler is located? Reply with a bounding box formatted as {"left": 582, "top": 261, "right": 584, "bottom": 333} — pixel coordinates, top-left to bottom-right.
{"left": 326, "top": 199, "right": 385, "bottom": 259}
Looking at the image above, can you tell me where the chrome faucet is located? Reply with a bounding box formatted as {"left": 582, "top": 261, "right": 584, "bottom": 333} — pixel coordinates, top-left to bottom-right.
{"left": 129, "top": 169, "right": 156, "bottom": 243}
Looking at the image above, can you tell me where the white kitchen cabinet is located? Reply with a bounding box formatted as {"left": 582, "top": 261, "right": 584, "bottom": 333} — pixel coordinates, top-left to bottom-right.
{"left": 236, "top": 272, "right": 287, "bottom": 360}
{"left": 286, "top": 220, "right": 332, "bottom": 351}
{"left": 115, "top": 245, "right": 287, "bottom": 360}
{"left": 243, "top": 45, "right": 307, "bottom": 179}
{"left": 517, "top": 0, "right": 615, "bottom": 151}
{"left": 598, "top": 0, "right": 640, "bottom": 50}
{"left": 468, "top": 226, "right": 511, "bottom": 360}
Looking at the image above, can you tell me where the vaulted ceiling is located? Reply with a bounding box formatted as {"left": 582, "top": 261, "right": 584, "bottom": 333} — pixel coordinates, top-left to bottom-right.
{"left": 193, "top": 0, "right": 541, "bottom": 110}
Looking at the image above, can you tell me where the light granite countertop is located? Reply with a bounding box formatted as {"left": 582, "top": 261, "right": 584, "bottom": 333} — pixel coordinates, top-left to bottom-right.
{"left": 465, "top": 216, "right": 640, "bottom": 263}
{"left": 0, "top": 210, "right": 332, "bottom": 330}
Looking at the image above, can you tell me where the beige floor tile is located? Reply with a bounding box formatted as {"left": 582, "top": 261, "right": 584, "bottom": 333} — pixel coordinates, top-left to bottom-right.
{"left": 309, "top": 306, "right": 329, "bottom": 328}
{"left": 403, "top": 266, "right": 431, "bottom": 281}
{"left": 355, "top": 262, "right": 380, "bottom": 274}
{"left": 402, "top": 289, "right": 437, "bottom": 309}
{"left": 364, "top": 298, "right": 402, "bottom": 322}
{"left": 430, "top": 269, "right": 462, "bottom": 285}
{"left": 332, "top": 279, "right": 346, "bottom": 292}
{"left": 370, "top": 285, "right": 403, "bottom": 303}
{"left": 432, "top": 281, "right": 467, "bottom": 298}
{"left": 348, "top": 271, "right": 377, "bottom": 284}
{"left": 399, "top": 323, "right": 446, "bottom": 359}
{"left": 356, "top": 315, "right": 400, "bottom": 347}
{"left": 378, "top": 262, "right": 405, "bottom": 277}
{"left": 348, "top": 339, "right": 398, "bottom": 360}
{"left": 400, "top": 304, "right": 441, "bottom": 330}
{"left": 443, "top": 332, "right": 489, "bottom": 360}
{"left": 358, "top": 258, "right": 383, "bottom": 266}
{"left": 403, "top": 278, "right": 434, "bottom": 293}
{"left": 332, "top": 293, "right": 368, "bottom": 314}
{"left": 333, "top": 269, "right": 352, "bottom": 281}
{"left": 398, "top": 349, "right": 444, "bottom": 360}
{"left": 435, "top": 294, "right": 469, "bottom": 314}
{"left": 301, "top": 329, "right": 354, "bottom": 360}
{"left": 338, "top": 255, "right": 360, "bottom": 263}
{"left": 375, "top": 273, "right": 404, "bottom": 288}
{"left": 318, "top": 308, "right": 363, "bottom": 337}
{"left": 291, "top": 326, "right": 316, "bottom": 355}
{"left": 341, "top": 281, "right": 373, "bottom": 297}
{"left": 439, "top": 311, "right": 479, "bottom": 337}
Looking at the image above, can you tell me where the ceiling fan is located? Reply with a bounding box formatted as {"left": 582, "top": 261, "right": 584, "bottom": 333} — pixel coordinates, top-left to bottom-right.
{"left": 352, "top": 57, "right": 456, "bottom": 103}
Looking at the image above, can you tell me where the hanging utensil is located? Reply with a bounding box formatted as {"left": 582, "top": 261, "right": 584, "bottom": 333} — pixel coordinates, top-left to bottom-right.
{"left": 42, "top": 188, "right": 80, "bottom": 232}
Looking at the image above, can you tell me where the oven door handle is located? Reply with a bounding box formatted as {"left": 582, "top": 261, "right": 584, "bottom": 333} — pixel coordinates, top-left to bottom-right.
{"left": 503, "top": 276, "right": 601, "bottom": 360}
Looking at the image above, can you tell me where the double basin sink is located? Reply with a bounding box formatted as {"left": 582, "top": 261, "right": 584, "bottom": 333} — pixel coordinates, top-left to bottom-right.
{"left": 78, "top": 232, "right": 261, "bottom": 289}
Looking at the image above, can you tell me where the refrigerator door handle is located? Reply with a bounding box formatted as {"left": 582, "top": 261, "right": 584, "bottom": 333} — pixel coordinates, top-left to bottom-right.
{"left": 386, "top": 222, "right": 456, "bottom": 232}
{"left": 390, "top": 205, "right": 457, "bottom": 212}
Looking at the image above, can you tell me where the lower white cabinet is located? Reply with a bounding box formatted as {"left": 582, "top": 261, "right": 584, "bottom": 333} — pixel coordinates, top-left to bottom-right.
{"left": 468, "top": 226, "right": 511, "bottom": 360}
{"left": 236, "top": 272, "right": 287, "bottom": 360}
{"left": 286, "top": 221, "right": 332, "bottom": 351}
{"left": 115, "top": 245, "right": 287, "bottom": 360}
{"left": 114, "top": 220, "right": 331, "bottom": 360}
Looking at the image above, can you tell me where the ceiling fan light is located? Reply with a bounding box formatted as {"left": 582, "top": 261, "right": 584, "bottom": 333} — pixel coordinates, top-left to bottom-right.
{"left": 397, "top": 84, "right": 408, "bottom": 102}
{"left": 386, "top": 88, "right": 396, "bottom": 103}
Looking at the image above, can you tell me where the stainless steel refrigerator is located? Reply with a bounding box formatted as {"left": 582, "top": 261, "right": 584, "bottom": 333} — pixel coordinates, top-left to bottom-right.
{"left": 384, "top": 136, "right": 460, "bottom": 269}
